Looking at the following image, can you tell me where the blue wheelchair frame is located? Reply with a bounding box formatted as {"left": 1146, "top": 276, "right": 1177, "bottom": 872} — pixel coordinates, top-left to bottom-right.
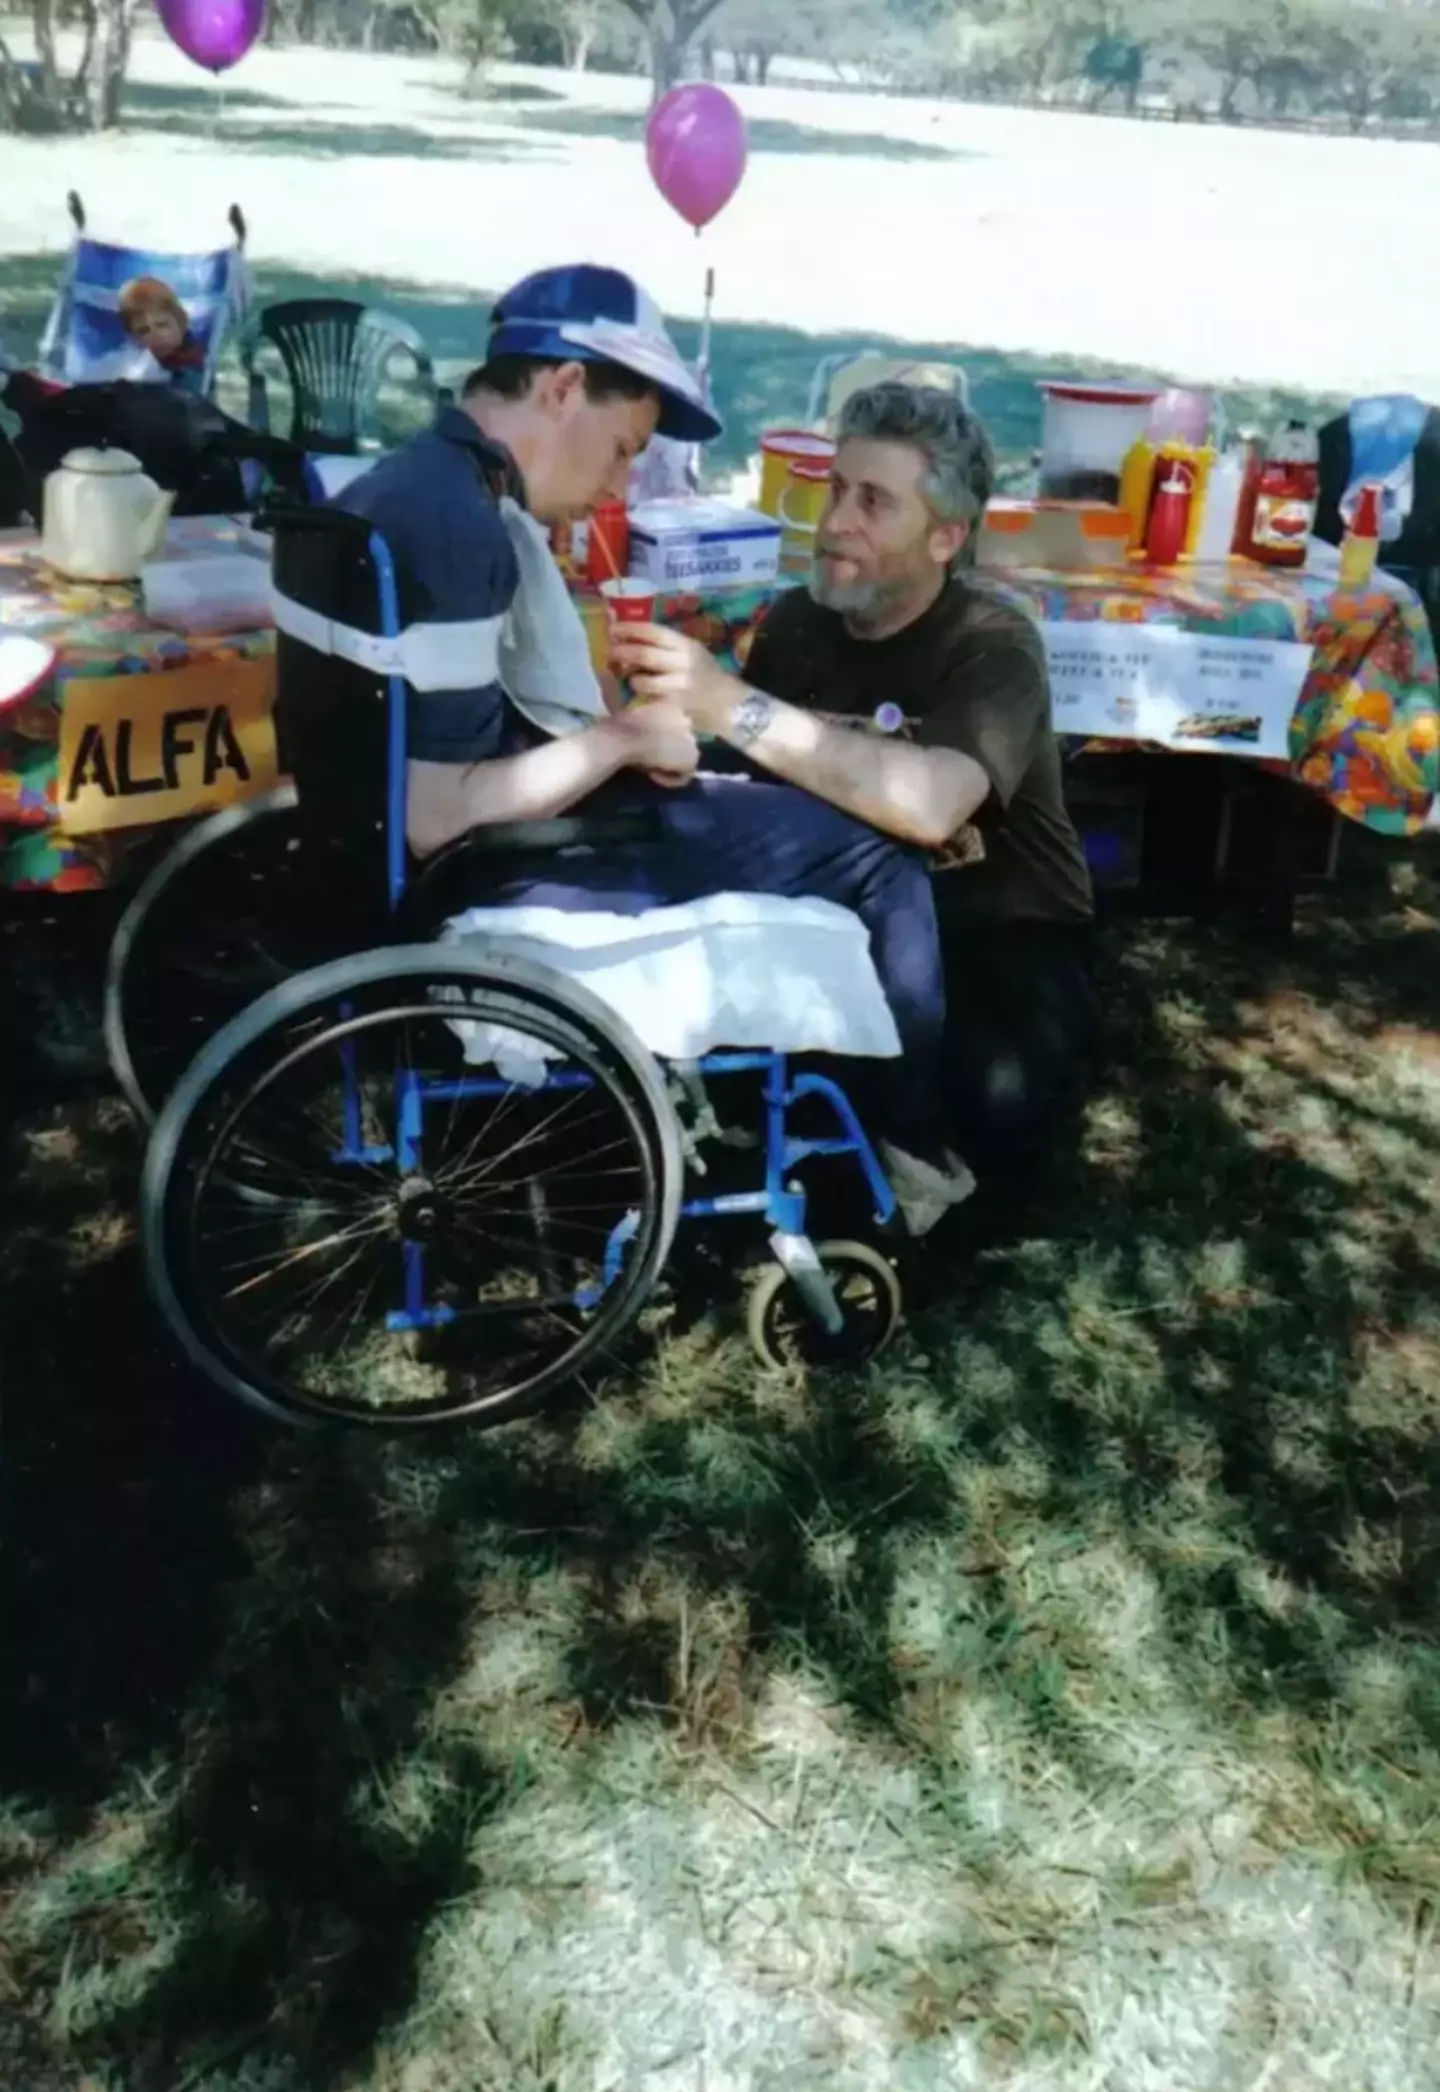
{"left": 335, "top": 531, "right": 899, "bottom": 1342}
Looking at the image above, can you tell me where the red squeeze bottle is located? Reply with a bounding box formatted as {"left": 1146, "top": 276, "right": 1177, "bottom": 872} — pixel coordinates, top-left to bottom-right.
{"left": 1145, "top": 459, "right": 1194, "bottom": 567}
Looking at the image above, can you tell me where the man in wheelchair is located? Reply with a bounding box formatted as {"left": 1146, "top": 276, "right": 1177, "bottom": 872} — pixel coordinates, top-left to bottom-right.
{"left": 333, "top": 264, "right": 974, "bottom": 1238}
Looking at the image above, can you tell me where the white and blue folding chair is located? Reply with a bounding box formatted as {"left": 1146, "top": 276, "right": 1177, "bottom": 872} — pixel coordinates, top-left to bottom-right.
{"left": 37, "top": 192, "right": 251, "bottom": 392}
{"left": 804, "top": 351, "right": 970, "bottom": 432}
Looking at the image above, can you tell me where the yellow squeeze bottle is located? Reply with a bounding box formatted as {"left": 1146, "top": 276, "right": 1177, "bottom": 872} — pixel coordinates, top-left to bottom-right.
{"left": 1119, "top": 437, "right": 1157, "bottom": 550}
{"left": 1338, "top": 482, "right": 1382, "bottom": 591}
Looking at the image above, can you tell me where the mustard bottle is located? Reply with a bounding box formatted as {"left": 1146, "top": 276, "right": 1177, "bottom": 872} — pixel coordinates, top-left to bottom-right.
{"left": 1120, "top": 436, "right": 1157, "bottom": 550}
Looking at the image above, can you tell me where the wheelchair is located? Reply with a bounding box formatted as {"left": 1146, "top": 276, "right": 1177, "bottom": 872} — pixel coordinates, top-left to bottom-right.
{"left": 112, "top": 508, "right": 910, "bottom": 1431}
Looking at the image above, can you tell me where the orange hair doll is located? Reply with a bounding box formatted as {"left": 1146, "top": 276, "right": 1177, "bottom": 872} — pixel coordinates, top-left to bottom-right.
{"left": 117, "top": 276, "right": 206, "bottom": 392}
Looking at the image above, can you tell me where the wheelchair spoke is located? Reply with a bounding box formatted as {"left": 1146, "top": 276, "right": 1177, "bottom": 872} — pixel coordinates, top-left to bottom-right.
{"left": 158, "top": 977, "right": 677, "bottom": 1426}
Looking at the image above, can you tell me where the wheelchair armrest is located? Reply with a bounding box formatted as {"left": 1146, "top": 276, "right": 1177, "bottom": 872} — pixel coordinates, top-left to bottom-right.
{"left": 400, "top": 811, "right": 663, "bottom": 934}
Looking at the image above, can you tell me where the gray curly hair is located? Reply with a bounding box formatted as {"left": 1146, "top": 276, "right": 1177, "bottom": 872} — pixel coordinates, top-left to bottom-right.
{"left": 836, "top": 381, "right": 995, "bottom": 565}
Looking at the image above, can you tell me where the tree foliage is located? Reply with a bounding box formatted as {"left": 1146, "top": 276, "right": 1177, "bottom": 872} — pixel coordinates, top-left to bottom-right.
{"left": 0, "top": 0, "right": 135, "bottom": 133}
{"left": 7, "top": 0, "right": 1440, "bottom": 135}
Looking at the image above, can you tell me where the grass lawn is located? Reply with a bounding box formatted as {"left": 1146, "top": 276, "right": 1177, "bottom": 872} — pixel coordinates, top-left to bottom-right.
{"left": 2, "top": 41, "right": 1439, "bottom": 2087}
{"left": 3, "top": 852, "right": 1440, "bottom": 2090}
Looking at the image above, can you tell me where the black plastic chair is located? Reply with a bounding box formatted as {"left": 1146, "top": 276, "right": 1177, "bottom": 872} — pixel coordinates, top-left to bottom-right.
{"left": 241, "top": 299, "right": 443, "bottom": 456}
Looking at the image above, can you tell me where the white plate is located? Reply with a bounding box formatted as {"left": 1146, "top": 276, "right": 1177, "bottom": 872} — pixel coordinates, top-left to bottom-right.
{"left": 0, "top": 634, "right": 56, "bottom": 710}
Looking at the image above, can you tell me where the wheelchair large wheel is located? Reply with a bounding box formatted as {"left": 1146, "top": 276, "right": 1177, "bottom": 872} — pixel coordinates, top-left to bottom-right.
{"left": 141, "top": 944, "right": 685, "bottom": 1430}
{"left": 105, "top": 784, "right": 313, "bottom": 1125}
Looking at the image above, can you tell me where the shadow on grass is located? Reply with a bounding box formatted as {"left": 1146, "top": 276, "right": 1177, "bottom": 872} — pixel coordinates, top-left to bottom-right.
{"left": 502, "top": 103, "right": 981, "bottom": 161}
{"left": 433, "top": 77, "right": 568, "bottom": 105}
{"left": 127, "top": 112, "right": 552, "bottom": 160}
{"left": 4, "top": 848, "right": 1440, "bottom": 2083}
{"left": 0, "top": 257, "right": 1408, "bottom": 2087}
{"left": 122, "top": 80, "right": 297, "bottom": 119}
{"left": 0, "top": 255, "right": 1337, "bottom": 480}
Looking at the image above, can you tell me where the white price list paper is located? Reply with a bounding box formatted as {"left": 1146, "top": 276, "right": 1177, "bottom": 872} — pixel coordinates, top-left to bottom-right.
{"left": 1039, "top": 620, "right": 1315, "bottom": 760}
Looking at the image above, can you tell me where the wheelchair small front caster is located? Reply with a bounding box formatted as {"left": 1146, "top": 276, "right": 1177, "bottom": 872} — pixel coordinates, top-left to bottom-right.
{"left": 747, "top": 1239, "right": 903, "bottom": 1369}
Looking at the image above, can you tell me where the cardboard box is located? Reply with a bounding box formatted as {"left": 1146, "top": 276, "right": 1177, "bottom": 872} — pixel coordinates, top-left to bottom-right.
{"left": 628, "top": 499, "right": 782, "bottom": 592}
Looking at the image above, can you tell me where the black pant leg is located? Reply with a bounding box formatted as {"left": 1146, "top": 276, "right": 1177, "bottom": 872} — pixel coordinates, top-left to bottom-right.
{"left": 940, "top": 926, "right": 1100, "bottom": 1178}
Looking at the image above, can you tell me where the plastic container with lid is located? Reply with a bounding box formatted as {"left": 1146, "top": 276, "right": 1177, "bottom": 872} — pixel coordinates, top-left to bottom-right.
{"left": 1037, "top": 381, "right": 1162, "bottom": 503}
{"left": 757, "top": 429, "right": 836, "bottom": 518}
{"left": 1148, "top": 387, "right": 1213, "bottom": 447}
{"left": 142, "top": 553, "right": 275, "bottom": 635}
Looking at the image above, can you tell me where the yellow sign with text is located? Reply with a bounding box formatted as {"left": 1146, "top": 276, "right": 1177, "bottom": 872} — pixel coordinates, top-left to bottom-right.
{"left": 57, "top": 656, "right": 279, "bottom": 837}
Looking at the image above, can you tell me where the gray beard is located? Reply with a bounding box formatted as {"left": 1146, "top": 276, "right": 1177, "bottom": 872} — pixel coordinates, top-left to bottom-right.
{"left": 808, "top": 558, "right": 899, "bottom": 624}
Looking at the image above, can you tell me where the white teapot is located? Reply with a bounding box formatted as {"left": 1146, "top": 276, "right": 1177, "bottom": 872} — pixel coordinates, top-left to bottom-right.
{"left": 40, "top": 447, "right": 176, "bottom": 583}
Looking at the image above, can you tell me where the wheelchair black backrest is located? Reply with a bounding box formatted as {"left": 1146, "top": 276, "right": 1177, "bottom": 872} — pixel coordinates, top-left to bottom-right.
{"left": 270, "top": 504, "right": 409, "bottom": 938}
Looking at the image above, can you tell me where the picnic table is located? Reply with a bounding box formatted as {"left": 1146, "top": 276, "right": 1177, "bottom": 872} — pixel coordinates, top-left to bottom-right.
{"left": 2, "top": 516, "right": 1436, "bottom": 893}
{"left": 0, "top": 517, "right": 278, "bottom": 892}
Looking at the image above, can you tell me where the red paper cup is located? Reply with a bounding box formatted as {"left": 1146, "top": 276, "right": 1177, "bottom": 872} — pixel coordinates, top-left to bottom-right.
{"left": 600, "top": 578, "right": 657, "bottom": 625}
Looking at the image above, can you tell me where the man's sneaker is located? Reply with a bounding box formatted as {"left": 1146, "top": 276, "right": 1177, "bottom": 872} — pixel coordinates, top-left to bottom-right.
{"left": 879, "top": 1142, "right": 977, "bottom": 1239}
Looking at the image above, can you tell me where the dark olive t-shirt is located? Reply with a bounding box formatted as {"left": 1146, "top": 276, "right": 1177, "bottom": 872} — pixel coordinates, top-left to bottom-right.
{"left": 743, "top": 579, "right": 1094, "bottom": 928}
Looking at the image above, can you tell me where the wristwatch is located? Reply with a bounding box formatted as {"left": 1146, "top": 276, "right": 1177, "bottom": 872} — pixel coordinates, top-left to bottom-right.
{"left": 730, "top": 689, "right": 777, "bottom": 749}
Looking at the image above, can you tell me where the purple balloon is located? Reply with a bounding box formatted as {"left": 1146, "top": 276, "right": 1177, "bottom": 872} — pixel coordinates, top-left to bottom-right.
{"left": 645, "top": 84, "right": 748, "bottom": 233}
{"left": 158, "top": 0, "right": 265, "bottom": 74}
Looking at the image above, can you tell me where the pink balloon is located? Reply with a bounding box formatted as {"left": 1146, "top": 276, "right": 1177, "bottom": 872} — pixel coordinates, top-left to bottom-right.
{"left": 158, "top": 0, "right": 265, "bottom": 74}
{"left": 645, "top": 84, "right": 748, "bottom": 232}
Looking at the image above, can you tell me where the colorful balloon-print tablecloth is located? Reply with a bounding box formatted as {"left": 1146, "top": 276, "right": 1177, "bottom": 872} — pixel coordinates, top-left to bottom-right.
{"left": 981, "top": 557, "right": 1439, "bottom": 839}
{"left": 0, "top": 517, "right": 276, "bottom": 891}
{"left": 2, "top": 520, "right": 1437, "bottom": 892}
{"left": 651, "top": 559, "right": 1439, "bottom": 839}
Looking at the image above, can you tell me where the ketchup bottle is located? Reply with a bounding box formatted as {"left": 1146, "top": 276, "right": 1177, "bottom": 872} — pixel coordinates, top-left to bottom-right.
{"left": 1238, "top": 420, "right": 1319, "bottom": 569}
{"left": 1145, "top": 458, "right": 1195, "bottom": 567}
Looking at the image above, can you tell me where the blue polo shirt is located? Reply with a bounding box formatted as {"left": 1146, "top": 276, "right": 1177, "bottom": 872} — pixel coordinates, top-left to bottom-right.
{"left": 335, "top": 406, "right": 526, "bottom": 765}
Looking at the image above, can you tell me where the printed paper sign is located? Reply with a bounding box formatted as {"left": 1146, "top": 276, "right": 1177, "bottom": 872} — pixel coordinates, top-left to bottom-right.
{"left": 1039, "top": 621, "right": 1314, "bottom": 759}
{"left": 57, "top": 655, "right": 279, "bottom": 836}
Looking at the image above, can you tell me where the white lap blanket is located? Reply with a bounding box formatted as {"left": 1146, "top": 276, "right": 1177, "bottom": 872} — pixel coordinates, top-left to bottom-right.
{"left": 441, "top": 892, "right": 900, "bottom": 1084}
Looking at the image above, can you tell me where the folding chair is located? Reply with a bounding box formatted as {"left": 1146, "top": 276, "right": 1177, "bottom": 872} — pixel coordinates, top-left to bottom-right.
{"left": 804, "top": 352, "right": 970, "bottom": 431}
{"left": 37, "top": 192, "right": 251, "bottom": 394}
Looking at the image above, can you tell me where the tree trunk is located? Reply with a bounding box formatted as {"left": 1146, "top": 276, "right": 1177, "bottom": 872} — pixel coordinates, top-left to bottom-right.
{"left": 32, "top": 0, "right": 61, "bottom": 103}
{"left": 649, "top": 20, "right": 688, "bottom": 98}
{"left": 100, "top": 0, "right": 131, "bottom": 126}
{"left": 80, "top": 0, "right": 128, "bottom": 130}
{"left": 756, "top": 48, "right": 770, "bottom": 86}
